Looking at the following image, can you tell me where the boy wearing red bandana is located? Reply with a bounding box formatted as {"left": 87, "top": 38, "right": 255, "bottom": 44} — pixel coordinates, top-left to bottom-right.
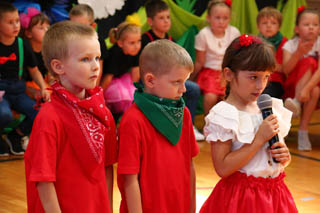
{"left": 24, "top": 21, "right": 117, "bottom": 212}
{"left": 117, "top": 39, "right": 200, "bottom": 213}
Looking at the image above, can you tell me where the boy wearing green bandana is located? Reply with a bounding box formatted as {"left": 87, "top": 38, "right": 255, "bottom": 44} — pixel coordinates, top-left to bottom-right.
{"left": 117, "top": 39, "right": 199, "bottom": 213}
{"left": 257, "top": 6, "right": 288, "bottom": 99}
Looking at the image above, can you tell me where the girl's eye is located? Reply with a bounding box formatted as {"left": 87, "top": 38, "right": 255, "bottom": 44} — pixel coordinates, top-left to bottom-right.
{"left": 81, "top": 57, "right": 89, "bottom": 62}
{"left": 95, "top": 56, "right": 100, "bottom": 61}
{"left": 250, "top": 76, "right": 257, "bottom": 80}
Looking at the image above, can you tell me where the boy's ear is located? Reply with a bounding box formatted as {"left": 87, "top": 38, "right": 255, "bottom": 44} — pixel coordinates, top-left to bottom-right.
{"left": 117, "top": 39, "right": 123, "bottom": 48}
{"left": 144, "top": 73, "right": 156, "bottom": 88}
{"left": 223, "top": 67, "right": 234, "bottom": 81}
{"left": 50, "top": 59, "right": 64, "bottom": 75}
{"left": 147, "top": 17, "right": 153, "bottom": 27}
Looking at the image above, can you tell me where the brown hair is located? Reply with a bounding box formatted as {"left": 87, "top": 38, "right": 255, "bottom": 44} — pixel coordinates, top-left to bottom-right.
{"left": 109, "top": 21, "right": 140, "bottom": 44}
{"left": 0, "top": 2, "right": 18, "bottom": 20}
{"left": 207, "top": 0, "right": 231, "bottom": 16}
{"left": 222, "top": 35, "right": 276, "bottom": 97}
{"left": 257, "top": 7, "right": 282, "bottom": 26}
{"left": 145, "top": 0, "right": 169, "bottom": 18}
{"left": 42, "top": 21, "right": 97, "bottom": 76}
{"left": 295, "top": 8, "right": 320, "bottom": 26}
{"left": 69, "top": 4, "right": 94, "bottom": 23}
{"left": 139, "top": 39, "right": 193, "bottom": 82}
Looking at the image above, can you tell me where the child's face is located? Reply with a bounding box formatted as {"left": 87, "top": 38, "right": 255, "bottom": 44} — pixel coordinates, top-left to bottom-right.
{"left": 207, "top": 5, "right": 230, "bottom": 36}
{"left": 28, "top": 22, "right": 50, "bottom": 43}
{"left": 147, "top": 66, "right": 191, "bottom": 100}
{"left": 295, "top": 13, "right": 320, "bottom": 41}
{"left": 228, "top": 70, "right": 270, "bottom": 105}
{"left": 258, "top": 16, "right": 280, "bottom": 38}
{"left": 149, "top": 9, "right": 171, "bottom": 34}
{"left": 56, "top": 36, "right": 101, "bottom": 94}
{"left": 0, "top": 11, "right": 20, "bottom": 39}
{"left": 118, "top": 31, "right": 141, "bottom": 56}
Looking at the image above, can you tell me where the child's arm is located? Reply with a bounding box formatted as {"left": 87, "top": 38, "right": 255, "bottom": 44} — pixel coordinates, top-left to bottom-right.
{"left": 189, "top": 160, "right": 196, "bottom": 213}
{"left": 270, "top": 141, "right": 291, "bottom": 167}
{"left": 122, "top": 174, "right": 142, "bottom": 213}
{"left": 105, "top": 165, "right": 114, "bottom": 212}
{"left": 37, "top": 182, "right": 61, "bottom": 213}
{"left": 190, "top": 50, "right": 206, "bottom": 81}
{"left": 282, "top": 39, "right": 314, "bottom": 75}
{"left": 211, "top": 114, "right": 279, "bottom": 177}
{"left": 131, "top": 66, "right": 140, "bottom": 82}
{"left": 28, "top": 66, "right": 50, "bottom": 101}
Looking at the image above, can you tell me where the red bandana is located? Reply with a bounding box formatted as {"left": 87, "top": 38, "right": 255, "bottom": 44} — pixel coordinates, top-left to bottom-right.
{"left": 0, "top": 53, "right": 16, "bottom": 64}
{"left": 51, "top": 82, "right": 110, "bottom": 163}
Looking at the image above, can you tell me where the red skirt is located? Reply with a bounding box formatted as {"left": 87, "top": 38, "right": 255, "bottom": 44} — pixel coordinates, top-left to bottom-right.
{"left": 200, "top": 171, "right": 297, "bottom": 213}
{"left": 284, "top": 57, "right": 318, "bottom": 98}
{"left": 197, "top": 68, "right": 225, "bottom": 95}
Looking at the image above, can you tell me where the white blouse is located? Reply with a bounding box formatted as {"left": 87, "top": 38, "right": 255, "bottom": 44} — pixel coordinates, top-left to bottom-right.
{"left": 282, "top": 36, "right": 320, "bottom": 58}
{"left": 195, "top": 25, "right": 240, "bottom": 70}
{"left": 204, "top": 99, "right": 292, "bottom": 178}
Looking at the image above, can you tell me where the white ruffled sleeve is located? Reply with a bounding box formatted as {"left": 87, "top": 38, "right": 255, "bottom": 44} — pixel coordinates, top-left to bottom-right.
{"left": 203, "top": 102, "right": 256, "bottom": 144}
{"left": 272, "top": 98, "right": 292, "bottom": 138}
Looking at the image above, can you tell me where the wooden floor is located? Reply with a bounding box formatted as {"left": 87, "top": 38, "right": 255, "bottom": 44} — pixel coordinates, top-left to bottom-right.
{"left": 1, "top": 113, "right": 320, "bottom": 212}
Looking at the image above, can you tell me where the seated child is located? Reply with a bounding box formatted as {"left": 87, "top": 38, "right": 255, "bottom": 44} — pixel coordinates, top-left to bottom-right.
{"left": 25, "top": 21, "right": 118, "bottom": 212}
{"left": 257, "top": 6, "right": 288, "bottom": 98}
{"left": 20, "top": 7, "right": 52, "bottom": 99}
{"left": 117, "top": 39, "right": 199, "bottom": 212}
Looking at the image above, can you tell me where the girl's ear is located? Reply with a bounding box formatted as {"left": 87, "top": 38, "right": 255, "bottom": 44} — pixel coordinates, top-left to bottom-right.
{"left": 50, "top": 59, "right": 64, "bottom": 75}
{"left": 144, "top": 72, "right": 156, "bottom": 88}
{"left": 117, "top": 39, "right": 123, "bottom": 48}
{"left": 223, "top": 67, "right": 234, "bottom": 82}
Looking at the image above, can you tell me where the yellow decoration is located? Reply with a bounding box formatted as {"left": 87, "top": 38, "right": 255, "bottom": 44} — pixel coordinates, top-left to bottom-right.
{"left": 125, "top": 13, "right": 141, "bottom": 26}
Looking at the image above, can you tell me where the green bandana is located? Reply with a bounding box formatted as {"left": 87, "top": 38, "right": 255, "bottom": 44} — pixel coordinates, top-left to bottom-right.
{"left": 133, "top": 83, "right": 185, "bottom": 146}
{"left": 259, "top": 31, "right": 283, "bottom": 50}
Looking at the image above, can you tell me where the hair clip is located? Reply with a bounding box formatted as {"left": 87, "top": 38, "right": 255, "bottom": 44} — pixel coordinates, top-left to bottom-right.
{"left": 19, "top": 7, "right": 41, "bottom": 29}
{"left": 297, "top": 5, "right": 306, "bottom": 14}
{"left": 225, "top": 0, "right": 232, "bottom": 7}
{"left": 125, "top": 13, "right": 141, "bottom": 26}
{"left": 234, "top": 34, "right": 262, "bottom": 49}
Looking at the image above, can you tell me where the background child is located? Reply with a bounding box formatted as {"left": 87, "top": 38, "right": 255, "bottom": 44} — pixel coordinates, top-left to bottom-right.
{"left": 282, "top": 7, "right": 320, "bottom": 151}
{"left": 25, "top": 21, "right": 117, "bottom": 212}
{"left": 101, "top": 17, "right": 141, "bottom": 121}
{"left": 257, "top": 6, "right": 288, "bottom": 99}
{"left": 0, "top": 2, "right": 49, "bottom": 156}
{"left": 193, "top": 0, "right": 240, "bottom": 115}
{"left": 141, "top": 0, "right": 204, "bottom": 140}
{"left": 69, "top": 3, "right": 107, "bottom": 85}
{"left": 200, "top": 35, "right": 297, "bottom": 212}
{"left": 117, "top": 39, "right": 199, "bottom": 213}
{"left": 20, "top": 7, "right": 51, "bottom": 99}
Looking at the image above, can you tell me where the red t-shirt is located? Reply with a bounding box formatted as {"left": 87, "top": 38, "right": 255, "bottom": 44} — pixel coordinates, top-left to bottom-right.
{"left": 269, "top": 37, "right": 288, "bottom": 84}
{"left": 25, "top": 91, "right": 118, "bottom": 213}
{"left": 117, "top": 103, "right": 200, "bottom": 213}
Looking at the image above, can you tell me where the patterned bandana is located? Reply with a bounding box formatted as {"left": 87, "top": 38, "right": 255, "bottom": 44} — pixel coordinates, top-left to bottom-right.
{"left": 133, "top": 83, "right": 185, "bottom": 146}
{"left": 260, "top": 31, "right": 283, "bottom": 50}
{"left": 51, "top": 82, "right": 110, "bottom": 163}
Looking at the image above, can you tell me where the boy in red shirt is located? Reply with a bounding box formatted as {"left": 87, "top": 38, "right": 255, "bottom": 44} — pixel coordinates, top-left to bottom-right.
{"left": 24, "top": 21, "right": 117, "bottom": 213}
{"left": 117, "top": 39, "right": 200, "bottom": 213}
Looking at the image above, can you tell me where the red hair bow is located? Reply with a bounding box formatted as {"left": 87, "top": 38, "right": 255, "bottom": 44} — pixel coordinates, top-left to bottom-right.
{"left": 297, "top": 5, "right": 306, "bottom": 14}
{"left": 239, "top": 34, "right": 253, "bottom": 47}
{"left": 225, "top": 0, "right": 232, "bottom": 7}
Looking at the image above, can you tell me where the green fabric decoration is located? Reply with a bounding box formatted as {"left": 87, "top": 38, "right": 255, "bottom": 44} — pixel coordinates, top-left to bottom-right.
{"left": 259, "top": 31, "right": 283, "bottom": 50}
{"left": 133, "top": 83, "right": 185, "bottom": 146}
{"left": 278, "top": 0, "right": 307, "bottom": 39}
{"left": 176, "top": 25, "right": 199, "bottom": 61}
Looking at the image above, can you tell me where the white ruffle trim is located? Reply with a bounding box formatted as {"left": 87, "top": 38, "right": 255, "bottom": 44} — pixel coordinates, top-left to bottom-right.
{"left": 204, "top": 99, "right": 292, "bottom": 144}
{"left": 78, "top": 0, "right": 126, "bottom": 19}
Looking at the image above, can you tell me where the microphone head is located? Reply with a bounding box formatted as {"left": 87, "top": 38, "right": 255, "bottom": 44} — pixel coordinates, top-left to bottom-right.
{"left": 257, "top": 94, "right": 272, "bottom": 110}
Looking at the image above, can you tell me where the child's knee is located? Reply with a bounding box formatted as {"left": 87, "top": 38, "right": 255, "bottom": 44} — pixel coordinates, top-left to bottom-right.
{"left": 310, "top": 86, "right": 320, "bottom": 98}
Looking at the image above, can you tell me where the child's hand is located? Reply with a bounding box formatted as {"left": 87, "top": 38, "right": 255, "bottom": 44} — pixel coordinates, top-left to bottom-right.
{"left": 297, "top": 87, "right": 310, "bottom": 102}
{"left": 270, "top": 141, "right": 291, "bottom": 166}
{"left": 297, "top": 39, "right": 314, "bottom": 55}
{"left": 255, "top": 114, "right": 279, "bottom": 146}
{"left": 41, "top": 89, "right": 51, "bottom": 102}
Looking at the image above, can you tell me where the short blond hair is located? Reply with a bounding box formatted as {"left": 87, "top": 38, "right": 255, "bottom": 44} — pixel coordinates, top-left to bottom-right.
{"left": 139, "top": 39, "right": 193, "bottom": 82}
{"left": 257, "top": 7, "right": 282, "bottom": 26}
{"left": 69, "top": 4, "right": 94, "bottom": 23}
{"left": 42, "top": 21, "right": 97, "bottom": 76}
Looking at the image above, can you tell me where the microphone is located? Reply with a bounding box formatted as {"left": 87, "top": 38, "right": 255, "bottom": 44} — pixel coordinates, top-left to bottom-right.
{"left": 257, "top": 94, "right": 279, "bottom": 163}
